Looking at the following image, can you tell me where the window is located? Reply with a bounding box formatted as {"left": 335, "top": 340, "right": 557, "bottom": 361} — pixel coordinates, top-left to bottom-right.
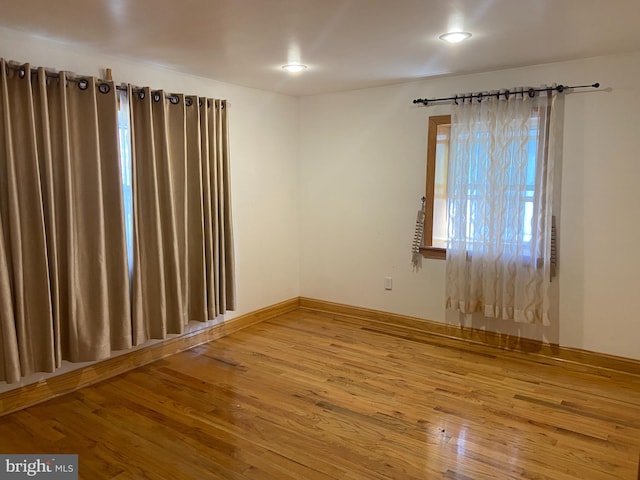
{"left": 421, "top": 109, "right": 549, "bottom": 261}
{"left": 420, "top": 115, "right": 450, "bottom": 259}
{"left": 117, "top": 90, "right": 134, "bottom": 275}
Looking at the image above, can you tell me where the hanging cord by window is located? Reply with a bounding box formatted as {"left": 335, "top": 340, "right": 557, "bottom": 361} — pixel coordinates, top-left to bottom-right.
{"left": 412, "top": 82, "right": 600, "bottom": 106}
{"left": 411, "top": 196, "right": 426, "bottom": 270}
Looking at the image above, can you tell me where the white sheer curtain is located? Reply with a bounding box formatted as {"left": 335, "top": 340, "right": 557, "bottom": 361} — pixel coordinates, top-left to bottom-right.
{"left": 445, "top": 88, "right": 562, "bottom": 325}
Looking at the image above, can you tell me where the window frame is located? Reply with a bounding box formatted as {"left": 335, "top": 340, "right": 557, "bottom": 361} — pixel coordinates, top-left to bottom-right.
{"left": 420, "top": 114, "right": 450, "bottom": 260}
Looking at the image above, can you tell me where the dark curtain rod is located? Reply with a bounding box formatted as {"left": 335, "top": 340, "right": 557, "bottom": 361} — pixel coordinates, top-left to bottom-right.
{"left": 412, "top": 83, "right": 600, "bottom": 106}
{"left": 3, "top": 63, "right": 226, "bottom": 108}
{"left": 5, "top": 62, "right": 102, "bottom": 86}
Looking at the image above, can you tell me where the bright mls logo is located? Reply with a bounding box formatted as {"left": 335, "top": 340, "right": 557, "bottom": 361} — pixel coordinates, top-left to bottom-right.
{"left": 0, "top": 455, "right": 77, "bottom": 479}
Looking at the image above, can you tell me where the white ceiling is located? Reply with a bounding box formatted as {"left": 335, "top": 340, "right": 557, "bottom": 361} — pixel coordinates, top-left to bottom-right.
{"left": 1, "top": 0, "right": 639, "bottom": 96}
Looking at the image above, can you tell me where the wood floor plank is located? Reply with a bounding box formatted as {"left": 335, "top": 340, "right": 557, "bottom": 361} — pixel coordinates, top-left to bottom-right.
{"left": 0, "top": 308, "right": 639, "bottom": 479}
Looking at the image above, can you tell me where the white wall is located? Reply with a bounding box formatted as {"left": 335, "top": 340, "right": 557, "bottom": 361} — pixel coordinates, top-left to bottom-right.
{"left": 0, "top": 27, "right": 301, "bottom": 391}
{"left": 299, "top": 52, "right": 640, "bottom": 360}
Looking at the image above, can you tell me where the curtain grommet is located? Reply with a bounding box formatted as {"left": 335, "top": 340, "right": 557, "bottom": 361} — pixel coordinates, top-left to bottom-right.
{"left": 185, "top": 97, "right": 193, "bottom": 107}
{"left": 98, "top": 83, "right": 110, "bottom": 94}
{"left": 169, "top": 95, "right": 179, "bottom": 105}
{"left": 78, "top": 79, "right": 89, "bottom": 90}
{"left": 138, "top": 90, "right": 145, "bottom": 100}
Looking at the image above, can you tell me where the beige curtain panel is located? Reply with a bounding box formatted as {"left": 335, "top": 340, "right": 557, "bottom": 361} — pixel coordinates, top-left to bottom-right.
{"left": 0, "top": 60, "right": 131, "bottom": 383}
{"left": 128, "top": 87, "right": 236, "bottom": 345}
{"left": 0, "top": 58, "right": 236, "bottom": 384}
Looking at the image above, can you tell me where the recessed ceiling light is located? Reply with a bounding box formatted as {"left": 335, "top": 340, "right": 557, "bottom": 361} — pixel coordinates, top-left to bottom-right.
{"left": 439, "top": 31, "right": 472, "bottom": 44}
{"left": 282, "top": 63, "right": 307, "bottom": 73}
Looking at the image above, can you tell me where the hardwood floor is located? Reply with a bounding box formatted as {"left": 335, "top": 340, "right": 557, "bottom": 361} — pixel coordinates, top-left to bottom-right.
{"left": 1, "top": 309, "right": 639, "bottom": 479}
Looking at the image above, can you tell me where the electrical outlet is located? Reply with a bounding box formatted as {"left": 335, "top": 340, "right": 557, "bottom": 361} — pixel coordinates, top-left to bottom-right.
{"left": 384, "top": 276, "right": 392, "bottom": 290}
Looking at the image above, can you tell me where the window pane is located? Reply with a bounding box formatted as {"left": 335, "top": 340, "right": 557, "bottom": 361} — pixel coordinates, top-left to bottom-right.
{"left": 451, "top": 112, "right": 541, "bottom": 249}
{"left": 117, "top": 91, "right": 134, "bottom": 276}
{"left": 432, "top": 123, "right": 449, "bottom": 248}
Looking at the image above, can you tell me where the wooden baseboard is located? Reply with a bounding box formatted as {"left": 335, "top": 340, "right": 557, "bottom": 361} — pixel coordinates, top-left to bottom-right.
{"left": 299, "top": 297, "right": 640, "bottom": 377}
{"left": 0, "top": 298, "right": 299, "bottom": 416}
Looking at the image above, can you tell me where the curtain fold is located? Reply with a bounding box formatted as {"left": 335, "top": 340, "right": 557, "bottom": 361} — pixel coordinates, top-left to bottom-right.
{"left": 0, "top": 61, "right": 55, "bottom": 380}
{"left": 0, "top": 59, "right": 131, "bottom": 383}
{"left": 186, "top": 99, "right": 207, "bottom": 321}
{"left": 47, "top": 71, "right": 131, "bottom": 361}
{"left": 0, "top": 224, "right": 20, "bottom": 383}
{"left": 130, "top": 91, "right": 235, "bottom": 342}
{"left": 130, "top": 87, "right": 185, "bottom": 342}
{"left": 216, "top": 99, "right": 236, "bottom": 314}
{"left": 204, "top": 99, "right": 236, "bottom": 318}
{"left": 445, "top": 88, "right": 561, "bottom": 325}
